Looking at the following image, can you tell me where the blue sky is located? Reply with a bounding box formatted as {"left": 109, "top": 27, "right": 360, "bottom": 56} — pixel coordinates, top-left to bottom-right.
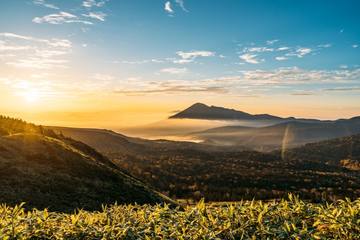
{"left": 0, "top": 0, "right": 360, "bottom": 125}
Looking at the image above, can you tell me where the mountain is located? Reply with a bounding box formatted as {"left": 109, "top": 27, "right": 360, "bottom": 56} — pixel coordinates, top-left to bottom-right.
{"left": 169, "top": 103, "right": 292, "bottom": 121}
{"left": 0, "top": 116, "right": 175, "bottom": 212}
{"left": 191, "top": 118, "right": 360, "bottom": 151}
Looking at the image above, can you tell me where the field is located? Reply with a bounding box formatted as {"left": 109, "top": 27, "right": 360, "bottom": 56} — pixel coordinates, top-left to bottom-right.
{"left": 1, "top": 195, "right": 359, "bottom": 240}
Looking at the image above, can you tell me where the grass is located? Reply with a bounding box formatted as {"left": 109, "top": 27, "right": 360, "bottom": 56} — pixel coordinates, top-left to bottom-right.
{"left": 0, "top": 195, "right": 359, "bottom": 240}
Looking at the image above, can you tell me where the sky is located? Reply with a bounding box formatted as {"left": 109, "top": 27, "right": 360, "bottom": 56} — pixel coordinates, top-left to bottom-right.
{"left": 0, "top": 0, "right": 359, "bottom": 128}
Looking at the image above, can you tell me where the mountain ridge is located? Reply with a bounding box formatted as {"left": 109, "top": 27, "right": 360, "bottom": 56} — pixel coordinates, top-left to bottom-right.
{"left": 169, "top": 103, "right": 348, "bottom": 122}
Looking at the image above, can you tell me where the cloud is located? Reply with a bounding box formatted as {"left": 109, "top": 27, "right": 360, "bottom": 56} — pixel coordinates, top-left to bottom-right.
{"left": 323, "top": 86, "right": 360, "bottom": 92}
{"left": 174, "top": 50, "right": 215, "bottom": 64}
{"left": 318, "top": 43, "right": 332, "bottom": 48}
{"left": 115, "top": 86, "right": 226, "bottom": 95}
{"left": 82, "top": 12, "right": 107, "bottom": 21}
{"left": 277, "top": 47, "right": 290, "bottom": 51}
{"left": 117, "top": 58, "right": 166, "bottom": 64}
{"left": 239, "top": 53, "right": 261, "bottom": 64}
{"left": 295, "top": 48, "right": 312, "bottom": 57}
{"left": 0, "top": 32, "right": 72, "bottom": 69}
{"left": 291, "top": 91, "right": 315, "bottom": 96}
{"left": 114, "top": 79, "right": 227, "bottom": 96}
{"left": 286, "top": 47, "right": 312, "bottom": 58}
{"left": 352, "top": 44, "right": 359, "bottom": 48}
{"left": 33, "top": 12, "right": 93, "bottom": 25}
{"left": 237, "top": 67, "right": 360, "bottom": 86}
{"left": 247, "top": 47, "right": 274, "bottom": 53}
{"left": 33, "top": 0, "right": 59, "bottom": 9}
{"left": 275, "top": 56, "right": 288, "bottom": 61}
{"left": 83, "top": 0, "right": 107, "bottom": 8}
{"left": 160, "top": 67, "right": 188, "bottom": 74}
{"left": 175, "top": 0, "right": 189, "bottom": 12}
{"left": 164, "top": 1, "right": 174, "bottom": 13}
{"left": 109, "top": 67, "right": 360, "bottom": 96}
{"left": 266, "top": 39, "right": 279, "bottom": 45}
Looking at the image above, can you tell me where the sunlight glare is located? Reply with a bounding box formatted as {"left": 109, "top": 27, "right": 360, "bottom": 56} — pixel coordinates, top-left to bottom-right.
{"left": 23, "top": 89, "right": 40, "bottom": 103}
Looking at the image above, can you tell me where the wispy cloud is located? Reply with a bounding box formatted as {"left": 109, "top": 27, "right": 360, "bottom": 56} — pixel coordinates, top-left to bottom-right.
{"left": 160, "top": 67, "right": 188, "bottom": 74}
{"left": 82, "top": 12, "right": 107, "bottom": 21}
{"left": 33, "top": 12, "right": 93, "bottom": 25}
{"left": 275, "top": 56, "right": 288, "bottom": 61}
{"left": 114, "top": 79, "right": 227, "bottom": 96}
{"left": 164, "top": 1, "right": 174, "bottom": 14}
{"left": 318, "top": 43, "right": 332, "bottom": 48}
{"left": 108, "top": 67, "right": 360, "bottom": 96}
{"left": 116, "top": 58, "right": 166, "bottom": 64}
{"left": 175, "top": 50, "right": 215, "bottom": 64}
{"left": 83, "top": 0, "right": 107, "bottom": 8}
{"left": 296, "top": 48, "right": 312, "bottom": 57}
{"left": 247, "top": 47, "right": 274, "bottom": 53}
{"left": 33, "top": 0, "right": 59, "bottom": 9}
{"left": 175, "top": 0, "right": 189, "bottom": 12}
{"left": 291, "top": 91, "right": 315, "bottom": 96}
{"left": 323, "top": 86, "right": 360, "bottom": 92}
{"left": 352, "top": 44, "right": 359, "bottom": 48}
{"left": 239, "top": 53, "right": 261, "bottom": 64}
{"left": 0, "top": 32, "right": 72, "bottom": 69}
{"left": 266, "top": 39, "right": 279, "bottom": 45}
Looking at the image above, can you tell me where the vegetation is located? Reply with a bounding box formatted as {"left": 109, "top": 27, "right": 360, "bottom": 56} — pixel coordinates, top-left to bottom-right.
{"left": 0, "top": 195, "right": 359, "bottom": 239}
{"left": 0, "top": 115, "right": 174, "bottom": 212}
{"left": 49, "top": 126, "right": 360, "bottom": 202}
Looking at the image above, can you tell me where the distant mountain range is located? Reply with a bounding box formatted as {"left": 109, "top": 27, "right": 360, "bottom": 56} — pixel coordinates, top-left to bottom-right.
{"left": 191, "top": 117, "right": 360, "bottom": 150}
{"left": 170, "top": 103, "right": 317, "bottom": 122}
{"left": 168, "top": 103, "right": 360, "bottom": 150}
{"left": 0, "top": 116, "right": 174, "bottom": 212}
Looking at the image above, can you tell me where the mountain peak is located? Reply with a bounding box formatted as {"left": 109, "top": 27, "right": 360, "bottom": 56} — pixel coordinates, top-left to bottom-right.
{"left": 169, "top": 103, "right": 284, "bottom": 121}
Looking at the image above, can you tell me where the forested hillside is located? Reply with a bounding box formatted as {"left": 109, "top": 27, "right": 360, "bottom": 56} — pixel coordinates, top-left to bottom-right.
{"left": 0, "top": 116, "right": 174, "bottom": 212}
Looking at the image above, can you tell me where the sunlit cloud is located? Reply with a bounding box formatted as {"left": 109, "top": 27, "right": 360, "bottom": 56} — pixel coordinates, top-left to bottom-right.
{"left": 160, "top": 67, "right": 188, "bottom": 74}
{"left": 247, "top": 47, "right": 274, "bottom": 53}
{"left": 353, "top": 44, "right": 359, "bottom": 48}
{"left": 164, "top": 1, "right": 174, "bottom": 14}
{"left": 175, "top": 50, "right": 215, "bottom": 64}
{"left": 239, "top": 53, "right": 261, "bottom": 64}
{"left": 109, "top": 67, "right": 360, "bottom": 97}
{"left": 117, "top": 58, "right": 166, "bottom": 64}
{"left": 275, "top": 56, "right": 288, "bottom": 61}
{"left": 277, "top": 47, "right": 290, "bottom": 51}
{"left": 33, "top": 12, "right": 93, "bottom": 25}
{"left": 291, "top": 91, "right": 316, "bottom": 96}
{"left": 0, "top": 32, "right": 72, "bottom": 69}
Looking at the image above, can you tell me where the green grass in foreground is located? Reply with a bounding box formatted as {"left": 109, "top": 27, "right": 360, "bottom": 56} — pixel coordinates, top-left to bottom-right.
{"left": 0, "top": 195, "right": 359, "bottom": 240}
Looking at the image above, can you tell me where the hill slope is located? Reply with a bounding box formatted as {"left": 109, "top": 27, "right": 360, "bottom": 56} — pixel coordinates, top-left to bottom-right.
{"left": 0, "top": 116, "right": 174, "bottom": 212}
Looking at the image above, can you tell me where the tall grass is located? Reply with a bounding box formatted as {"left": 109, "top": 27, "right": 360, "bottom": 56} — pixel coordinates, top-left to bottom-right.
{"left": 0, "top": 195, "right": 359, "bottom": 239}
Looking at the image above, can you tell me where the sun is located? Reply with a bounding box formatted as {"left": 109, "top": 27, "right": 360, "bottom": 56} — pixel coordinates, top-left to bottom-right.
{"left": 23, "top": 89, "right": 40, "bottom": 103}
